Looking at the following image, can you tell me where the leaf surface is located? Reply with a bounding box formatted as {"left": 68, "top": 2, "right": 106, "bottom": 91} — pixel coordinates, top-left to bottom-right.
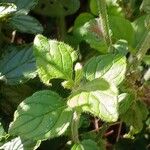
{"left": 33, "top": 34, "right": 77, "bottom": 85}
{"left": 132, "top": 15, "right": 148, "bottom": 49}
{"left": 84, "top": 54, "right": 126, "bottom": 86}
{"left": 109, "top": 16, "right": 135, "bottom": 46}
{"left": 68, "top": 78, "right": 118, "bottom": 122}
{"left": 1, "top": 0, "right": 38, "bottom": 14}
{"left": 0, "top": 3, "right": 16, "bottom": 19}
{"left": 9, "top": 14, "right": 43, "bottom": 34}
{"left": 73, "top": 13, "right": 94, "bottom": 31}
{"left": 75, "top": 18, "right": 108, "bottom": 53}
{"left": 0, "top": 45, "right": 37, "bottom": 85}
{"left": 90, "top": 0, "right": 123, "bottom": 17}
{"left": 0, "top": 137, "right": 41, "bottom": 150}
{"left": 118, "top": 93, "right": 134, "bottom": 115}
{"left": 9, "top": 90, "right": 72, "bottom": 141}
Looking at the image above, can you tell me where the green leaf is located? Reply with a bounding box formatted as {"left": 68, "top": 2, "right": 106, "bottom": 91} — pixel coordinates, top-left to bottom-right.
{"left": 132, "top": 15, "right": 149, "bottom": 49}
{"left": 109, "top": 16, "right": 135, "bottom": 46}
{"left": 73, "top": 13, "right": 94, "bottom": 43}
{"left": 8, "top": 14, "right": 43, "bottom": 34}
{"left": 33, "top": 34, "right": 77, "bottom": 85}
{"left": 80, "top": 78, "right": 110, "bottom": 91}
{"left": 84, "top": 54, "right": 126, "bottom": 86}
{"left": 71, "top": 139, "right": 99, "bottom": 150}
{"left": 1, "top": 0, "right": 38, "bottom": 14}
{"left": 9, "top": 90, "right": 73, "bottom": 141}
{"left": 76, "top": 18, "right": 108, "bottom": 53}
{"left": 68, "top": 78, "right": 118, "bottom": 122}
{"left": 34, "top": 0, "right": 80, "bottom": 17}
{"left": 0, "top": 137, "right": 41, "bottom": 150}
{"left": 118, "top": 93, "right": 134, "bottom": 115}
{"left": 0, "top": 3, "right": 16, "bottom": 19}
{"left": 113, "top": 40, "right": 128, "bottom": 55}
{"left": 89, "top": 0, "right": 98, "bottom": 15}
{"left": 120, "top": 101, "right": 149, "bottom": 132}
{"left": 0, "top": 122, "right": 6, "bottom": 139}
{"left": 90, "top": 0, "right": 123, "bottom": 17}
{"left": 0, "top": 44, "right": 37, "bottom": 85}
{"left": 74, "top": 13, "right": 94, "bottom": 31}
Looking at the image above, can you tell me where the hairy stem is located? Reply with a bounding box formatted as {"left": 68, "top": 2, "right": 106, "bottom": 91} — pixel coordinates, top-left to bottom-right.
{"left": 97, "top": 0, "right": 112, "bottom": 50}
{"left": 71, "top": 111, "right": 80, "bottom": 143}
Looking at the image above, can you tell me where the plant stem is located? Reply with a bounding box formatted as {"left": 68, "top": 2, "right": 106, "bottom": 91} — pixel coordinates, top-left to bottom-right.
{"left": 136, "top": 31, "right": 150, "bottom": 63}
{"left": 96, "top": 123, "right": 109, "bottom": 140}
{"left": 116, "top": 122, "right": 122, "bottom": 142}
{"left": 71, "top": 111, "right": 80, "bottom": 143}
{"left": 11, "top": 30, "right": 16, "bottom": 43}
{"left": 94, "top": 118, "right": 99, "bottom": 132}
{"left": 58, "top": 15, "right": 66, "bottom": 41}
{"left": 97, "top": 0, "right": 112, "bottom": 50}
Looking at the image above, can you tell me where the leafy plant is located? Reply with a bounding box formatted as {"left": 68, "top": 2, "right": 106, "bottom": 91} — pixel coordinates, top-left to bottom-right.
{"left": 0, "top": 0, "right": 149, "bottom": 149}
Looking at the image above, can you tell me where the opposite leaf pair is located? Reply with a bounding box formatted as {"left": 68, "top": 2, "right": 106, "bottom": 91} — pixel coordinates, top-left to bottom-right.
{"left": 8, "top": 35, "right": 127, "bottom": 147}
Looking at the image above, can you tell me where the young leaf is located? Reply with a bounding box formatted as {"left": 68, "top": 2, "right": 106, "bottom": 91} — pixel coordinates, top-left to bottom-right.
{"left": 0, "top": 45, "right": 37, "bottom": 85}
{"left": 132, "top": 15, "right": 148, "bottom": 49}
{"left": 73, "top": 13, "right": 94, "bottom": 31}
{"left": 75, "top": 18, "right": 108, "bottom": 53}
{"left": 73, "top": 13, "right": 94, "bottom": 43}
{"left": 109, "top": 16, "right": 135, "bottom": 46}
{"left": 8, "top": 14, "right": 43, "bottom": 34}
{"left": 71, "top": 139, "right": 99, "bottom": 150}
{"left": 76, "top": 16, "right": 133, "bottom": 52}
{"left": 0, "top": 137, "right": 41, "bottom": 150}
{"left": 33, "top": 34, "right": 77, "bottom": 85}
{"left": 68, "top": 78, "right": 118, "bottom": 122}
{"left": 0, "top": 3, "right": 16, "bottom": 19}
{"left": 84, "top": 54, "right": 126, "bottom": 86}
{"left": 34, "top": 0, "right": 80, "bottom": 17}
{"left": 9, "top": 90, "right": 73, "bottom": 141}
{"left": 74, "top": 63, "right": 83, "bottom": 86}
